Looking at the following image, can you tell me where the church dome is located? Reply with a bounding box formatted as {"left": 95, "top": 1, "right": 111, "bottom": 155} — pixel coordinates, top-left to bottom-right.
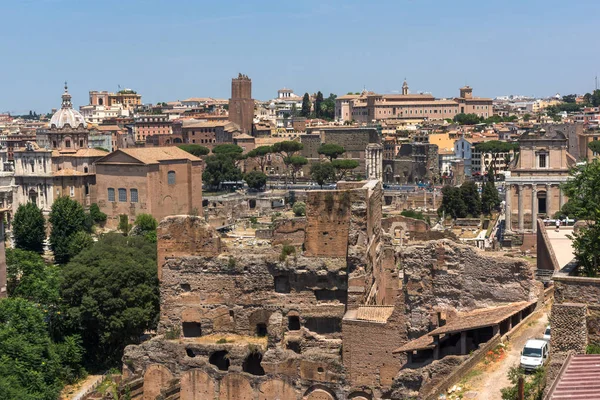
{"left": 49, "top": 83, "right": 86, "bottom": 129}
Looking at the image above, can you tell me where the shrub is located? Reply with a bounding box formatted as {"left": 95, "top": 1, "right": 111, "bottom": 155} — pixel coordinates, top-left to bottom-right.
{"left": 89, "top": 203, "right": 107, "bottom": 223}
{"left": 293, "top": 202, "right": 306, "bottom": 217}
{"left": 279, "top": 244, "right": 296, "bottom": 261}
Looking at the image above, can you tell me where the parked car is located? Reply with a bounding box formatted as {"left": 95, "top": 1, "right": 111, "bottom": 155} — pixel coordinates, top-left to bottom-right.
{"left": 520, "top": 339, "right": 549, "bottom": 371}
{"left": 543, "top": 325, "right": 551, "bottom": 341}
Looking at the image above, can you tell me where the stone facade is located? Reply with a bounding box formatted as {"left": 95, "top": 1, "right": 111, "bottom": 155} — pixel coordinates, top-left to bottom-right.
{"left": 229, "top": 74, "right": 254, "bottom": 135}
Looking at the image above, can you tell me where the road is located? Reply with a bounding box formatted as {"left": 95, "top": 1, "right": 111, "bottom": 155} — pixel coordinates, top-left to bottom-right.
{"left": 461, "top": 308, "right": 549, "bottom": 400}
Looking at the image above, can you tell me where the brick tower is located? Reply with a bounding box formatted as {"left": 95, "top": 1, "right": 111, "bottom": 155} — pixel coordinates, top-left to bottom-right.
{"left": 228, "top": 73, "right": 254, "bottom": 134}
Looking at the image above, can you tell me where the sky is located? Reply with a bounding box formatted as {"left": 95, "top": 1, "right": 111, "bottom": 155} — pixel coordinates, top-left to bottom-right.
{"left": 1, "top": 0, "right": 599, "bottom": 114}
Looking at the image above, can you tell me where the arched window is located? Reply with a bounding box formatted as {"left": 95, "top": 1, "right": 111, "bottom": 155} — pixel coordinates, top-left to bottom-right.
{"left": 84, "top": 166, "right": 89, "bottom": 173}
{"left": 168, "top": 171, "right": 176, "bottom": 185}
{"left": 118, "top": 188, "right": 127, "bottom": 202}
{"left": 130, "top": 188, "right": 138, "bottom": 203}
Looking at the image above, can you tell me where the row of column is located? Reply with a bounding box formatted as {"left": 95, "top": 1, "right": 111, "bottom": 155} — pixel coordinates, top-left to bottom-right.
{"left": 506, "top": 183, "right": 564, "bottom": 233}
{"left": 366, "top": 144, "right": 383, "bottom": 181}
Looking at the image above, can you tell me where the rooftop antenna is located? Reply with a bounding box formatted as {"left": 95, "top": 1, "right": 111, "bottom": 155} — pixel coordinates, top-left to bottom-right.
{"left": 596, "top": 75, "right": 598, "bottom": 91}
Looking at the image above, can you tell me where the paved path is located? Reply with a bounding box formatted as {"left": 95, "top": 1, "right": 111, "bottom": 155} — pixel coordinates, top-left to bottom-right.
{"left": 462, "top": 309, "right": 549, "bottom": 400}
{"left": 545, "top": 227, "right": 575, "bottom": 269}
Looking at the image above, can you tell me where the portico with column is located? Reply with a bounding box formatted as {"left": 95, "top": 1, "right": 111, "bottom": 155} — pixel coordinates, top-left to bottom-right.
{"left": 366, "top": 143, "right": 383, "bottom": 181}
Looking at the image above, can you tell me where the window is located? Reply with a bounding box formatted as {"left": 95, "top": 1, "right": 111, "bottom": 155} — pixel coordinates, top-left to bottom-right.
{"left": 130, "top": 188, "right": 138, "bottom": 203}
{"left": 539, "top": 154, "right": 547, "bottom": 168}
{"left": 65, "top": 140, "right": 71, "bottom": 148}
{"left": 70, "top": 186, "right": 75, "bottom": 197}
{"left": 118, "top": 188, "right": 127, "bottom": 202}
{"left": 168, "top": 171, "right": 176, "bottom": 185}
{"left": 108, "top": 188, "right": 115, "bottom": 201}
{"left": 84, "top": 166, "right": 89, "bottom": 173}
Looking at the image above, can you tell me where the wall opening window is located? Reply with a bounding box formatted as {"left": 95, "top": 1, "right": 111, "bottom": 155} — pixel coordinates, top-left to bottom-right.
{"left": 108, "top": 188, "right": 115, "bottom": 202}
{"left": 288, "top": 316, "right": 301, "bottom": 331}
{"left": 256, "top": 323, "right": 268, "bottom": 337}
{"left": 182, "top": 322, "right": 201, "bottom": 337}
{"left": 168, "top": 171, "right": 176, "bottom": 185}
{"left": 538, "top": 153, "right": 547, "bottom": 168}
{"left": 130, "top": 188, "right": 138, "bottom": 203}
{"left": 209, "top": 351, "right": 230, "bottom": 371}
{"left": 242, "top": 352, "right": 265, "bottom": 376}
{"left": 65, "top": 140, "right": 71, "bottom": 148}
{"left": 118, "top": 188, "right": 127, "bottom": 202}
{"left": 79, "top": 139, "right": 83, "bottom": 148}
{"left": 85, "top": 184, "right": 89, "bottom": 196}
{"left": 70, "top": 186, "right": 75, "bottom": 197}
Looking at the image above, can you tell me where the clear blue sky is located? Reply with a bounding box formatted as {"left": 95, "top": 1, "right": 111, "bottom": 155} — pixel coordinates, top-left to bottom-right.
{"left": 1, "top": 0, "right": 599, "bottom": 114}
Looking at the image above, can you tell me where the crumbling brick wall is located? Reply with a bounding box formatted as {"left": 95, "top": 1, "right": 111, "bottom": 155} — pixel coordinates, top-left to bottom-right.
{"left": 401, "top": 240, "right": 539, "bottom": 337}
{"left": 272, "top": 218, "right": 306, "bottom": 246}
{"left": 554, "top": 275, "right": 600, "bottom": 345}
{"left": 550, "top": 303, "right": 588, "bottom": 354}
{"left": 304, "top": 190, "right": 352, "bottom": 257}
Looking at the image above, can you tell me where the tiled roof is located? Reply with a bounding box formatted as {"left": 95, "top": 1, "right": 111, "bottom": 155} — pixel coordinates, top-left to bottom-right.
{"left": 546, "top": 354, "right": 600, "bottom": 399}
{"left": 355, "top": 306, "right": 395, "bottom": 323}
{"left": 429, "top": 301, "right": 534, "bottom": 336}
{"left": 115, "top": 146, "right": 201, "bottom": 164}
{"left": 394, "top": 333, "right": 436, "bottom": 353}
{"left": 53, "top": 168, "right": 87, "bottom": 176}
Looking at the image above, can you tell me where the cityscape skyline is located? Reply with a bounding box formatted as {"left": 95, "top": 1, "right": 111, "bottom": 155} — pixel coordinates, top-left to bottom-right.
{"left": 2, "top": 0, "right": 600, "bottom": 113}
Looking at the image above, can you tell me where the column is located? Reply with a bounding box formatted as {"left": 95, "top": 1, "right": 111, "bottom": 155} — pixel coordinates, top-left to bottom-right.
{"left": 518, "top": 184, "right": 524, "bottom": 232}
{"left": 460, "top": 331, "right": 467, "bottom": 355}
{"left": 559, "top": 186, "right": 564, "bottom": 211}
{"left": 505, "top": 184, "right": 512, "bottom": 231}
{"left": 532, "top": 185, "right": 538, "bottom": 232}
{"left": 546, "top": 184, "right": 551, "bottom": 217}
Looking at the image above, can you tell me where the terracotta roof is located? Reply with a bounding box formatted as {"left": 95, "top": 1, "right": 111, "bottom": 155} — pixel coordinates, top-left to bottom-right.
{"left": 337, "top": 94, "right": 360, "bottom": 100}
{"left": 429, "top": 302, "right": 534, "bottom": 336}
{"left": 354, "top": 306, "right": 395, "bottom": 323}
{"left": 234, "top": 133, "right": 255, "bottom": 140}
{"left": 545, "top": 354, "right": 600, "bottom": 399}
{"left": 394, "top": 333, "right": 436, "bottom": 353}
{"left": 73, "top": 148, "right": 109, "bottom": 157}
{"left": 113, "top": 146, "right": 201, "bottom": 164}
{"left": 95, "top": 125, "right": 121, "bottom": 131}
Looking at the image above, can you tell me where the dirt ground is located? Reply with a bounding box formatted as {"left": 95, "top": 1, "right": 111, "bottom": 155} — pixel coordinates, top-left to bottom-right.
{"left": 60, "top": 374, "right": 103, "bottom": 400}
{"left": 459, "top": 307, "right": 549, "bottom": 400}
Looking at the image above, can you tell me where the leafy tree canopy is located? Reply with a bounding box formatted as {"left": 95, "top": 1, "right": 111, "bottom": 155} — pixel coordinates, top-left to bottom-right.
{"left": 301, "top": 93, "right": 311, "bottom": 117}
{"left": 49, "top": 196, "right": 88, "bottom": 264}
{"left": 247, "top": 145, "right": 272, "bottom": 158}
{"left": 202, "top": 154, "right": 243, "bottom": 189}
{"left": 460, "top": 181, "right": 482, "bottom": 217}
{"left": 61, "top": 234, "right": 159, "bottom": 368}
{"left": 318, "top": 143, "right": 346, "bottom": 160}
{"left": 588, "top": 140, "right": 600, "bottom": 155}
{"left": 310, "top": 162, "right": 336, "bottom": 187}
{"left": 272, "top": 141, "right": 303, "bottom": 160}
{"left": 212, "top": 144, "right": 243, "bottom": 156}
{"left": 13, "top": 202, "right": 45, "bottom": 253}
{"left": 6, "top": 249, "right": 61, "bottom": 307}
{"left": 178, "top": 144, "right": 210, "bottom": 157}
{"left": 481, "top": 180, "right": 500, "bottom": 214}
{"left": 438, "top": 185, "right": 467, "bottom": 219}
{"left": 454, "top": 113, "right": 482, "bottom": 125}
{"left": 245, "top": 171, "right": 267, "bottom": 191}
{"left": 292, "top": 201, "right": 306, "bottom": 217}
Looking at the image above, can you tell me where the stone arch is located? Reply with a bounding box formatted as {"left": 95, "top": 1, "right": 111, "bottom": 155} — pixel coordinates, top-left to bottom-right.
{"left": 249, "top": 309, "right": 272, "bottom": 336}
{"left": 348, "top": 391, "right": 372, "bottom": 400}
{"left": 258, "top": 379, "right": 299, "bottom": 400}
{"left": 218, "top": 373, "right": 254, "bottom": 400}
{"left": 180, "top": 369, "right": 215, "bottom": 400}
{"left": 242, "top": 351, "right": 265, "bottom": 376}
{"left": 143, "top": 364, "right": 173, "bottom": 400}
{"left": 304, "top": 385, "right": 337, "bottom": 400}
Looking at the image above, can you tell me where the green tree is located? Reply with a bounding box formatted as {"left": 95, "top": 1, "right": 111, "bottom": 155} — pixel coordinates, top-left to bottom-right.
{"left": 89, "top": 203, "right": 107, "bottom": 224}
{"left": 289, "top": 155, "right": 308, "bottom": 184}
{"left": 246, "top": 145, "right": 272, "bottom": 173}
{"left": 178, "top": 144, "right": 210, "bottom": 157}
{"left": 6, "top": 249, "right": 61, "bottom": 307}
{"left": 332, "top": 159, "right": 359, "bottom": 180}
{"left": 272, "top": 141, "right": 304, "bottom": 184}
{"left": 501, "top": 366, "right": 545, "bottom": 400}
{"left": 562, "top": 94, "right": 577, "bottom": 103}
{"left": 310, "top": 162, "right": 336, "bottom": 188}
{"left": 292, "top": 201, "right": 306, "bottom": 217}
{"left": 523, "top": 113, "right": 532, "bottom": 121}
{"left": 460, "top": 181, "right": 482, "bottom": 217}
{"left": 561, "top": 160, "right": 600, "bottom": 276}
{"left": 0, "top": 297, "right": 84, "bottom": 399}
{"left": 301, "top": 93, "right": 311, "bottom": 117}
{"left": 12, "top": 202, "right": 45, "bottom": 253}
{"left": 202, "top": 154, "right": 243, "bottom": 189}
{"left": 133, "top": 213, "right": 158, "bottom": 242}
{"left": 454, "top": 113, "right": 482, "bottom": 125}
{"left": 318, "top": 143, "right": 346, "bottom": 161}
{"left": 245, "top": 171, "right": 267, "bottom": 191}
{"left": 588, "top": 140, "right": 600, "bottom": 155}
{"left": 439, "top": 186, "right": 467, "bottom": 219}
{"left": 584, "top": 92, "right": 593, "bottom": 104}
{"left": 118, "top": 214, "right": 131, "bottom": 235}
{"left": 400, "top": 210, "right": 425, "bottom": 221}
{"left": 61, "top": 233, "right": 159, "bottom": 368}
{"left": 320, "top": 93, "right": 337, "bottom": 120}
{"left": 67, "top": 231, "right": 94, "bottom": 260}
{"left": 593, "top": 89, "right": 600, "bottom": 107}
{"left": 315, "top": 91, "right": 324, "bottom": 118}
{"left": 481, "top": 180, "right": 500, "bottom": 214}
{"left": 212, "top": 144, "right": 243, "bottom": 156}
{"left": 49, "top": 196, "right": 88, "bottom": 264}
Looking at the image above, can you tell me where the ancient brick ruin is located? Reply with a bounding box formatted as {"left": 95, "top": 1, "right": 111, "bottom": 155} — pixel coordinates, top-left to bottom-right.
{"left": 122, "top": 180, "right": 542, "bottom": 400}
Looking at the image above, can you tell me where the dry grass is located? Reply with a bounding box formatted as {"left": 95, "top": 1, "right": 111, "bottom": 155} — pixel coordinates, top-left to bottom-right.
{"left": 171, "top": 334, "right": 268, "bottom": 347}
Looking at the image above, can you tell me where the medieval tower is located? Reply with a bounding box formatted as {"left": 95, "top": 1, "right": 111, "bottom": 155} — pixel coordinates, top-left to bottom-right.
{"left": 228, "top": 73, "right": 254, "bottom": 134}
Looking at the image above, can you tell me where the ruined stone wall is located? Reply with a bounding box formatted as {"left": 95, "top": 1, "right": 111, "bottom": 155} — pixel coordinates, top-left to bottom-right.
{"left": 381, "top": 215, "right": 429, "bottom": 236}
{"left": 550, "top": 303, "right": 588, "bottom": 354}
{"left": 554, "top": 275, "right": 600, "bottom": 345}
{"left": 272, "top": 218, "right": 306, "bottom": 246}
{"left": 304, "top": 190, "right": 352, "bottom": 258}
{"left": 536, "top": 219, "right": 560, "bottom": 271}
{"left": 401, "top": 240, "right": 539, "bottom": 337}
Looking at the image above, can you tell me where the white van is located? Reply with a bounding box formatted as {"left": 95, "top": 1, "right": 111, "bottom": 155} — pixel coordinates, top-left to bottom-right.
{"left": 520, "top": 339, "right": 549, "bottom": 371}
